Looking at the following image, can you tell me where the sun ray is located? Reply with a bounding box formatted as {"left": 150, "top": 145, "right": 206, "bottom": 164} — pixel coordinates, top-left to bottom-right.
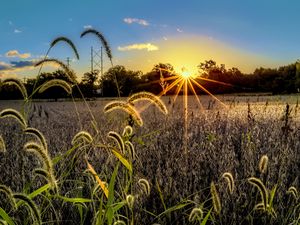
{"left": 195, "top": 76, "right": 234, "bottom": 87}
{"left": 183, "top": 79, "right": 188, "bottom": 153}
{"left": 187, "top": 79, "right": 204, "bottom": 111}
{"left": 190, "top": 78, "right": 228, "bottom": 108}
{"left": 138, "top": 76, "right": 183, "bottom": 114}
{"left": 173, "top": 78, "right": 185, "bottom": 104}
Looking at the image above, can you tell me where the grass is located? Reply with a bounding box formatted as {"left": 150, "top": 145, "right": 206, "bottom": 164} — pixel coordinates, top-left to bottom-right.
{"left": 0, "top": 94, "right": 299, "bottom": 224}
{"left": 0, "top": 28, "right": 299, "bottom": 225}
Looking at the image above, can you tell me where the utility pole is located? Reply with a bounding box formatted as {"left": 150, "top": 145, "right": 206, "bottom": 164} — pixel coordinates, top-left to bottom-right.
{"left": 91, "top": 46, "right": 94, "bottom": 73}
{"left": 100, "top": 46, "right": 103, "bottom": 77}
{"left": 66, "top": 57, "right": 70, "bottom": 68}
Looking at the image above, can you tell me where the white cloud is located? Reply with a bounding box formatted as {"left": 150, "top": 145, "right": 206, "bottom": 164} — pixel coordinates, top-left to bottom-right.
{"left": 5, "top": 50, "right": 31, "bottom": 59}
{"left": 118, "top": 43, "right": 159, "bottom": 51}
{"left": 163, "top": 37, "right": 168, "bottom": 41}
{"left": 14, "top": 29, "right": 22, "bottom": 33}
{"left": 83, "top": 25, "right": 93, "bottom": 29}
{"left": 123, "top": 18, "right": 149, "bottom": 26}
{"left": 176, "top": 28, "right": 183, "bottom": 33}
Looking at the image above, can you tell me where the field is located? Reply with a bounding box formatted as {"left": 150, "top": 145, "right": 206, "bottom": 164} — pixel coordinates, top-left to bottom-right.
{"left": 0, "top": 94, "right": 300, "bottom": 225}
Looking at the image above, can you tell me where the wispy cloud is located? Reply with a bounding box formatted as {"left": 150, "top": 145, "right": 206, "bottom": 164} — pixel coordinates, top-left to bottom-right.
{"left": 0, "top": 61, "right": 11, "bottom": 70}
{"left": 83, "top": 25, "right": 93, "bottom": 29}
{"left": 163, "top": 37, "right": 168, "bottom": 41}
{"left": 0, "top": 60, "right": 37, "bottom": 78}
{"left": 14, "top": 29, "right": 22, "bottom": 33}
{"left": 8, "top": 21, "right": 13, "bottom": 26}
{"left": 176, "top": 28, "right": 183, "bottom": 33}
{"left": 123, "top": 18, "right": 149, "bottom": 26}
{"left": 118, "top": 43, "right": 159, "bottom": 51}
{"left": 6, "top": 50, "right": 31, "bottom": 59}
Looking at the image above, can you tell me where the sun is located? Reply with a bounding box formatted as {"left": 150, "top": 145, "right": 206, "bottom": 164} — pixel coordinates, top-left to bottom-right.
{"left": 178, "top": 67, "right": 194, "bottom": 79}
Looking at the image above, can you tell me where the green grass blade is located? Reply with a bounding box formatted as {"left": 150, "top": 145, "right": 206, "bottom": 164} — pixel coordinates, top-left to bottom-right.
{"left": 0, "top": 208, "right": 14, "bottom": 225}
{"left": 106, "top": 163, "right": 119, "bottom": 225}
{"left": 111, "top": 149, "right": 132, "bottom": 173}
{"left": 200, "top": 208, "right": 212, "bottom": 225}
{"left": 57, "top": 196, "right": 92, "bottom": 203}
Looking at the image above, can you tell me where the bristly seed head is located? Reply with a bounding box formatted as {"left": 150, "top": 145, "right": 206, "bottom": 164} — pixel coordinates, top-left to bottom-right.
{"left": 259, "top": 155, "right": 269, "bottom": 174}
{"left": 222, "top": 172, "right": 235, "bottom": 194}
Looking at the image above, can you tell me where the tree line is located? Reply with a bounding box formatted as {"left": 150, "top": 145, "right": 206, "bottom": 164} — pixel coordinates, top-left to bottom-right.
{"left": 1, "top": 59, "right": 300, "bottom": 100}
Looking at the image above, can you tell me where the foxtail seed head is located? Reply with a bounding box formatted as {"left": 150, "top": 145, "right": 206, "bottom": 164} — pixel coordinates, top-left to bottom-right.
{"left": 188, "top": 207, "right": 203, "bottom": 222}
{"left": 0, "top": 135, "right": 6, "bottom": 152}
{"left": 13, "top": 193, "right": 42, "bottom": 225}
{"left": 128, "top": 91, "right": 168, "bottom": 115}
{"left": 138, "top": 178, "right": 151, "bottom": 196}
{"left": 248, "top": 177, "right": 268, "bottom": 210}
{"left": 72, "top": 131, "right": 93, "bottom": 145}
{"left": 210, "top": 181, "right": 221, "bottom": 215}
{"left": 222, "top": 172, "right": 235, "bottom": 194}
{"left": 287, "top": 186, "right": 299, "bottom": 200}
{"left": 38, "top": 79, "right": 72, "bottom": 94}
{"left": 50, "top": 36, "right": 79, "bottom": 60}
{"left": 259, "top": 155, "right": 269, "bottom": 174}
{"left": 0, "top": 108, "right": 27, "bottom": 128}
{"left": 104, "top": 101, "right": 143, "bottom": 126}
{"left": 126, "top": 194, "right": 135, "bottom": 210}
{"left": 3, "top": 78, "right": 28, "bottom": 100}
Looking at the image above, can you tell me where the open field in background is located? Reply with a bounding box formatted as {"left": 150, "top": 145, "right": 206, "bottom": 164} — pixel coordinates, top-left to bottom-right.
{"left": 0, "top": 94, "right": 300, "bottom": 224}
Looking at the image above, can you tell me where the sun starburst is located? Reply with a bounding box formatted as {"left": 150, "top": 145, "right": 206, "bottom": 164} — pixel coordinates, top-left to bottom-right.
{"left": 138, "top": 65, "right": 229, "bottom": 153}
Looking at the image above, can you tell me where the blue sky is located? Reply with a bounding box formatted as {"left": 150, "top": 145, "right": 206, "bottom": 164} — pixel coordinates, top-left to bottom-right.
{"left": 1, "top": 0, "right": 300, "bottom": 79}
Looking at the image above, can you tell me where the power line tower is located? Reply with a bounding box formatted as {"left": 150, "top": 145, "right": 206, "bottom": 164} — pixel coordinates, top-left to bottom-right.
{"left": 90, "top": 46, "right": 104, "bottom": 96}
{"left": 66, "top": 57, "right": 71, "bottom": 68}
{"left": 90, "top": 46, "right": 103, "bottom": 76}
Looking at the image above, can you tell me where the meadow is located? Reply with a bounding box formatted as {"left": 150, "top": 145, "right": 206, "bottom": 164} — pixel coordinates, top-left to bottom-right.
{"left": 0, "top": 94, "right": 299, "bottom": 225}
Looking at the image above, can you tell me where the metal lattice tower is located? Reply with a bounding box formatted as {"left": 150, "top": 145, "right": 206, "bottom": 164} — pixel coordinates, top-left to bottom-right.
{"left": 90, "top": 46, "right": 103, "bottom": 76}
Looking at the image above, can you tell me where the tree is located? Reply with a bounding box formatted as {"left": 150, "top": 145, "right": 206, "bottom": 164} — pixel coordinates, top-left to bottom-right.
{"left": 81, "top": 70, "right": 99, "bottom": 86}
{"left": 141, "top": 63, "right": 176, "bottom": 94}
{"left": 100, "top": 65, "right": 142, "bottom": 97}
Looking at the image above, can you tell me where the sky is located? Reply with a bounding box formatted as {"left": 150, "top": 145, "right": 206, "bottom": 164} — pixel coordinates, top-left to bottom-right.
{"left": 1, "top": 0, "right": 300, "bottom": 80}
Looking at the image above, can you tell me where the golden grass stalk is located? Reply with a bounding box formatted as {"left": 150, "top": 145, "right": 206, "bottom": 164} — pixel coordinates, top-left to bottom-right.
{"left": 0, "top": 184, "right": 16, "bottom": 209}
{"left": 13, "top": 193, "right": 42, "bottom": 225}
{"left": 24, "top": 142, "right": 57, "bottom": 190}
{"left": 38, "top": 79, "right": 72, "bottom": 94}
{"left": 138, "top": 178, "right": 150, "bottom": 196}
{"left": 108, "top": 131, "right": 125, "bottom": 153}
{"left": 287, "top": 186, "right": 299, "bottom": 200}
{"left": 248, "top": 177, "right": 268, "bottom": 210}
{"left": 104, "top": 101, "right": 143, "bottom": 126}
{"left": 126, "top": 194, "right": 135, "bottom": 210}
{"left": 0, "top": 135, "right": 6, "bottom": 152}
{"left": 71, "top": 131, "right": 93, "bottom": 145}
{"left": 259, "top": 155, "right": 268, "bottom": 174}
{"left": 0, "top": 108, "right": 27, "bottom": 128}
{"left": 35, "top": 58, "right": 77, "bottom": 83}
{"left": 3, "top": 78, "right": 28, "bottom": 100}
{"left": 86, "top": 160, "right": 109, "bottom": 198}
{"left": 188, "top": 207, "right": 203, "bottom": 222}
{"left": 222, "top": 172, "right": 235, "bottom": 194}
{"left": 210, "top": 181, "right": 221, "bottom": 215}
{"left": 128, "top": 91, "right": 168, "bottom": 115}
{"left": 122, "top": 125, "right": 133, "bottom": 137}
{"left": 80, "top": 29, "right": 112, "bottom": 62}
{"left": 50, "top": 36, "right": 79, "bottom": 60}
{"left": 24, "top": 127, "right": 48, "bottom": 152}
